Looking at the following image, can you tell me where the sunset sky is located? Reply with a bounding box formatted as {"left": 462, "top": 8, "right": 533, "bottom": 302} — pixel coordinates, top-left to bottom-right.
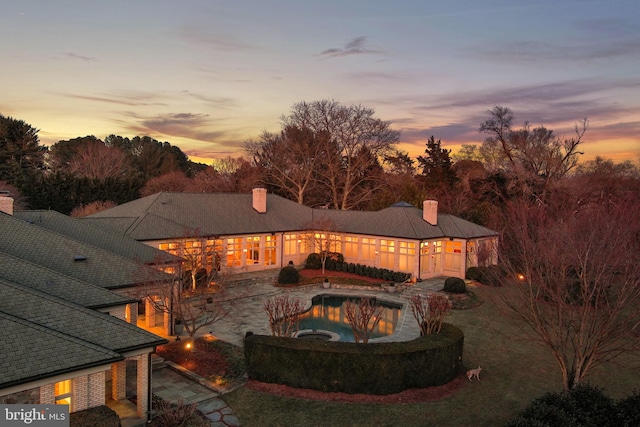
{"left": 2, "top": 0, "right": 639, "bottom": 165}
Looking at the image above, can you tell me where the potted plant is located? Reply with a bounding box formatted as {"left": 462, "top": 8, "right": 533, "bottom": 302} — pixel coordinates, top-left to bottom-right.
{"left": 322, "top": 277, "right": 331, "bottom": 289}
{"left": 174, "top": 318, "right": 184, "bottom": 335}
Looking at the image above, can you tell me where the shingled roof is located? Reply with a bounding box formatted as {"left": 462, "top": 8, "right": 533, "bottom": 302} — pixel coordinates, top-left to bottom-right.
{"left": 0, "top": 212, "right": 174, "bottom": 290}
{"left": 14, "top": 210, "right": 181, "bottom": 266}
{"left": 86, "top": 191, "right": 497, "bottom": 241}
{"left": 0, "top": 252, "right": 133, "bottom": 309}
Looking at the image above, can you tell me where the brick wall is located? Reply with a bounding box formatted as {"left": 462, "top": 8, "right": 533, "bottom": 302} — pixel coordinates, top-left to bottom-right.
{"left": 111, "top": 361, "right": 126, "bottom": 400}
{"left": 39, "top": 383, "right": 54, "bottom": 404}
{"left": 72, "top": 376, "right": 88, "bottom": 411}
{"left": 135, "top": 354, "right": 149, "bottom": 418}
{"left": 88, "top": 371, "right": 105, "bottom": 408}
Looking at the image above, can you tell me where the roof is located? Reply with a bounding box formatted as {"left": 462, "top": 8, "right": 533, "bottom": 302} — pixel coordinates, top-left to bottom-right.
{"left": 14, "top": 210, "right": 181, "bottom": 266}
{"left": 0, "top": 252, "right": 133, "bottom": 309}
{"left": 87, "top": 192, "right": 314, "bottom": 240}
{"left": 0, "top": 279, "right": 167, "bottom": 389}
{"left": 0, "top": 212, "right": 174, "bottom": 290}
{"left": 87, "top": 191, "right": 497, "bottom": 241}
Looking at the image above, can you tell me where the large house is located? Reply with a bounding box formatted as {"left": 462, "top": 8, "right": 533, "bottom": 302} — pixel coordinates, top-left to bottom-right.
{"left": 0, "top": 196, "right": 179, "bottom": 424}
{"left": 84, "top": 188, "right": 498, "bottom": 280}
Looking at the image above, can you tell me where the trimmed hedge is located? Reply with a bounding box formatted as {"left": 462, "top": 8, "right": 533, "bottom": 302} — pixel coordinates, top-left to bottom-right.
{"left": 244, "top": 323, "right": 464, "bottom": 394}
{"left": 444, "top": 277, "right": 466, "bottom": 293}
{"left": 278, "top": 265, "right": 300, "bottom": 284}
{"left": 304, "top": 253, "right": 412, "bottom": 283}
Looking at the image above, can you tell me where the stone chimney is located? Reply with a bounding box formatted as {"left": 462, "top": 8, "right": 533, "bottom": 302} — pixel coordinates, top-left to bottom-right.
{"left": 0, "top": 193, "right": 13, "bottom": 216}
{"left": 252, "top": 187, "right": 267, "bottom": 213}
{"left": 423, "top": 200, "right": 438, "bottom": 225}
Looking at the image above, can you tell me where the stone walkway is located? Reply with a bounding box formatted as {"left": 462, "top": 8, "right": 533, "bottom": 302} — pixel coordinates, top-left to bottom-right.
{"left": 152, "top": 368, "right": 239, "bottom": 427}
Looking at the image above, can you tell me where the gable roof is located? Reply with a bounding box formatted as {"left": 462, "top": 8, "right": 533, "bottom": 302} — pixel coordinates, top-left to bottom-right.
{"left": 87, "top": 191, "right": 497, "bottom": 241}
{"left": 0, "top": 252, "right": 133, "bottom": 309}
{"left": 14, "top": 210, "right": 180, "bottom": 266}
{"left": 0, "top": 212, "right": 174, "bottom": 290}
{"left": 0, "top": 279, "right": 167, "bottom": 389}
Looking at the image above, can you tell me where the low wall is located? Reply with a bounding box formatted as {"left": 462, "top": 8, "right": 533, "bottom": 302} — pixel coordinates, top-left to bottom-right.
{"left": 244, "top": 323, "right": 464, "bottom": 395}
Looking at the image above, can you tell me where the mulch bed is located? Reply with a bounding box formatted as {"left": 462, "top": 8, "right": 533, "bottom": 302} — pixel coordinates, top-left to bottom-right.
{"left": 156, "top": 339, "right": 230, "bottom": 379}
{"left": 245, "top": 373, "right": 469, "bottom": 403}
{"left": 297, "top": 269, "right": 386, "bottom": 284}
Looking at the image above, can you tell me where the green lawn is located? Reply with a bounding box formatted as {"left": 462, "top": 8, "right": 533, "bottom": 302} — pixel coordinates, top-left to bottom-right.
{"left": 222, "top": 285, "right": 640, "bottom": 427}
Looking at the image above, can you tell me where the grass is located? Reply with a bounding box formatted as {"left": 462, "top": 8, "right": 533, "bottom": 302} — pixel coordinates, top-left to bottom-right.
{"left": 221, "top": 285, "right": 640, "bottom": 427}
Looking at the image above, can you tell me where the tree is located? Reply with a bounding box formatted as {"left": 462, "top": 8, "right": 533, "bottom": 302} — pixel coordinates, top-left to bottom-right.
{"left": 140, "top": 170, "right": 192, "bottom": 196}
{"left": 416, "top": 136, "right": 457, "bottom": 188}
{"left": 246, "top": 125, "right": 328, "bottom": 205}
{"left": 0, "top": 115, "right": 45, "bottom": 187}
{"left": 410, "top": 293, "right": 453, "bottom": 335}
{"left": 263, "top": 295, "right": 305, "bottom": 337}
{"left": 344, "top": 297, "right": 383, "bottom": 344}
{"left": 479, "top": 106, "right": 587, "bottom": 201}
{"left": 280, "top": 100, "right": 400, "bottom": 210}
{"left": 303, "top": 217, "right": 341, "bottom": 275}
{"left": 497, "top": 197, "right": 640, "bottom": 390}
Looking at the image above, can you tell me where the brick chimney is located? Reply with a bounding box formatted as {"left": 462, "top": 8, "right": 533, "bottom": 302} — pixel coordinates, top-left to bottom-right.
{"left": 252, "top": 187, "right": 267, "bottom": 213}
{"left": 0, "top": 193, "right": 13, "bottom": 215}
{"left": 423, "top": 200, "right": 438, "bottom": 225}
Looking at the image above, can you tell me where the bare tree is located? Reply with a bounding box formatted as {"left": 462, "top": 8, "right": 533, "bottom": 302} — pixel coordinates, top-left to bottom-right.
{"left": 344, "top": 297, "right": 383, "bottom": 344}
{"left": 410, "top": 293, "right": 452, "bottom": 335}
{"left": 70, "top": 200, "right": 117, "bottom": 217}
{"left": 479, "top": 106, "right": 587, "bottom": 200}
{"left": 264, "top": 295, "right": 305, "bottom": 337}
{"left": 281, "top": 100, "right": 399, "bottom": 210}
{"left": 497, "top": 198, "right": 640, "bottom": 390}
{"left": 303, "top": 216, "right": 341, "bottom": 275}
{"left": 246, "top": 126, "right": 328, "bottom": 205}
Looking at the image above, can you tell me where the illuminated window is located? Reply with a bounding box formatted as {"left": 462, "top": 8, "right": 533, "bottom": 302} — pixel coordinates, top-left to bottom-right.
{"left": 344, "top": 236, "right": 358, "bottom": 258}
{"left": 205, "top": 239, "right": 223, "bottom": 271}
{"left": 362, "top": 238, "right": 376, "bottom": 260}
{"left": 379, "top": 239, "right": 395, "bottom": 269}
{"left": 444, "top": 241, "right": 462, "bottom": 270}
{"left": 264, "top": 235, "right": 277, "bottom": 266}
{"left": 226, "top": 238, "right": 242, "bottom": 267}
{"left": 54, "top": 380, "right": 72, "bottom": 406}
{"left": 159, "top": 242, "right": 180, "bottom": 256}
{"left": 397, "top": 241, "right": 416, "bottom": 271}
{"left": 284, "top": 234, "right": 298, "bottom": 256}
{"left": 246, "top": 236, "right": 261, "bottom": 265}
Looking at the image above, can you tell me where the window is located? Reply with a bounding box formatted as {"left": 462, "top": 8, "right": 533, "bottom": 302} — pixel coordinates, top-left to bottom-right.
{"left": 379, "top": 239, "right": 395, "bottom": 269}
{"left": 226, "top": 238, "right": 242, "bottom": 267}
{"left": 344, "top": 236, "right": 358, "bottom": 258}
{"left": 54, "top": 380, "right": 72, "bottom": 406}
{"left": 264, "top": 235, "right": 276, "bottom": 266}
{"left": 159, "top": 242, "right": 180, "bottom": 256}
{"left": 444, "top": 241, "right": 462, "bottom": 270}
{"left": 362, "top": 238, "right": 376, "bottom": 260}
{"left": 246, "top": 236, "right": 260, "bottom": 265}
{"left": 205, "top": 239, "right": 223, "bottom": 270}
{"left": 397, "top": 241, "right": 416, "bottom": 272}
{"left": 284, "top": 234, "right": 298, "bottom": 256}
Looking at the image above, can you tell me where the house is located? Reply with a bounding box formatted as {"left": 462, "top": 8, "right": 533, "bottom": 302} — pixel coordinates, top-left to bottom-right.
{"left": 0, "top": 195, "right": 176, "bottom": 423}
{"left": 84, "top": 188, "right": 498, "bottom": 280}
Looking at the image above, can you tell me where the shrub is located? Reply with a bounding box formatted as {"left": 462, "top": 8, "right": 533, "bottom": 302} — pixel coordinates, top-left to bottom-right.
{"left": 616, "top": 390, "right": 640, "bottom": 426}
{"left": 305, "top": 253, "right": 322, "bottom": 269}
{"left": 70, "top": 406, "right": 120, "bottom": 427}
{"left": 348, "top": 262, "right": 356, "bottom": 273}
{"left": 507, "top": 384, "right": 621, "bottom": 427}
{"left": 278, "top": 266, "right": 300, "bottom": 285}
{"left": 342, "top": 262, "right": 349, "bottom": 273}
{"left": 466, "top": 266, "right": 482, "bottom": 281}
{"left": 443, "top": 277, "right": 466, "bottom": 293}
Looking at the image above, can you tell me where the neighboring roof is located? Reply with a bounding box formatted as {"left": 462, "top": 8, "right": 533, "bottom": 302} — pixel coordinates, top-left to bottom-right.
{"left": 0, "top": 279, "right": 168, "bottom": 388}
{"left": 0, "top": 212, "right": 174, "bottom": 290}
{"left": 0, "top": 252, "right": 133, "bottom": 309}
{"left": 87, "top": 192, "right": 497, "bottom": 241}
{"left": 14, "top": 210, "right": 181, "bottom": 266}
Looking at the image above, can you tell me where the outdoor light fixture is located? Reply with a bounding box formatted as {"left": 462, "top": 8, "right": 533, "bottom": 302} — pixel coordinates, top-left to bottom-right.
{"left": 517, "top": 273, "right": 526, "bottom": 281}
{"left": 185, "top": 342, "right": 192, "bottom": 349}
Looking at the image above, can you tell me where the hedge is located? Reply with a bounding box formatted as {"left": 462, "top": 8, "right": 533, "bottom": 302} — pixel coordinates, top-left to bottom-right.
{"left": 244, "top": 323, "right": 463, "bottom": 394}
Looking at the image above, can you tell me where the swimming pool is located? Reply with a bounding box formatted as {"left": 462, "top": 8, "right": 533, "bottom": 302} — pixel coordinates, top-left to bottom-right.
{"left": 297, "top": 294, "right": 403, "bottom": 342}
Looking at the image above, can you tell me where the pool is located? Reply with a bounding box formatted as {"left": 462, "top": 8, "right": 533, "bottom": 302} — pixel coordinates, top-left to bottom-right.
{"left": 297, "top": 294, "right": 403, "bottom": 342}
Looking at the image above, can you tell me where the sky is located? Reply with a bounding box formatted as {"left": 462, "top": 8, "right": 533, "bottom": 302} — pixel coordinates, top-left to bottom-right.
{"left": 2, "top": 0, "right": 639, "bottom": 165}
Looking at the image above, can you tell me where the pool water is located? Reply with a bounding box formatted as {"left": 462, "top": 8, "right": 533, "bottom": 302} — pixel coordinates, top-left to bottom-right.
{"left": 297, "top": 294, "right": 402, "bottom": 342}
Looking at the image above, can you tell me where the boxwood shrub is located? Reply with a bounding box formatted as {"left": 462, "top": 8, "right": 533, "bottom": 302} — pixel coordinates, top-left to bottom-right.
{"left": 277, "top": 265, "right": 300, "bottom": 285}
{"left": 444, "top": 277, "right": 466, "bottom": 293}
